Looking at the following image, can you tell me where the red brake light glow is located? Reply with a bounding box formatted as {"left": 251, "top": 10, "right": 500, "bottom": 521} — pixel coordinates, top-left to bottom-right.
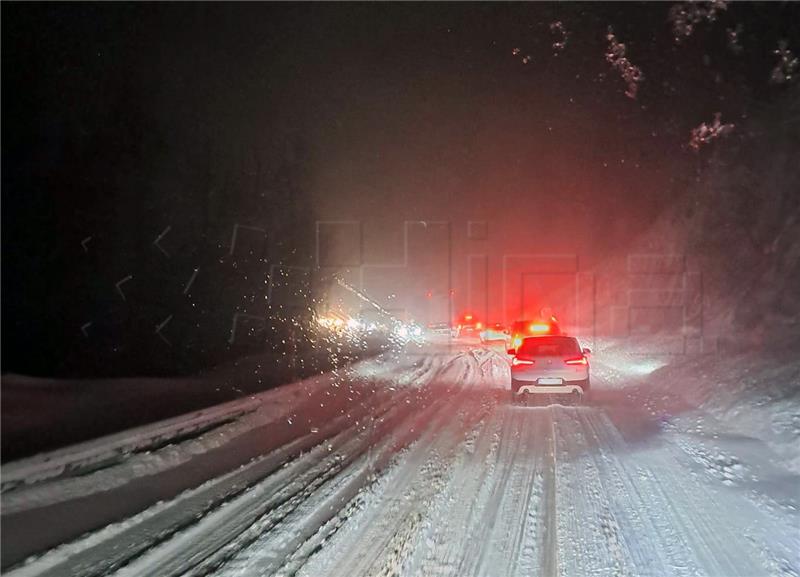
{"left": 530, "top": 323, "right": 549, "bottom": 333}
{"left": 564, "top": 356, "right": 588, "bottom": 365}
{"left": 512, "top": 357, "right": 534, "bottom": 366}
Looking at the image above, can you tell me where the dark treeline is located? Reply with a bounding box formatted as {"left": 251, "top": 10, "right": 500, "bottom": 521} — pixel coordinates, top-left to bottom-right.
{"left": 2, "top": 5, "right": 323, "bottom": 377}
{"left": 685, "top": 86, "right": 800, "bottom": 348}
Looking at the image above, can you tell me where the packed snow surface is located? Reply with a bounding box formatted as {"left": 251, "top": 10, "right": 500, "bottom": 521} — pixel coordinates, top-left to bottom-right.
{"left": 3, "top": 343, "right": 798, "bottom": 577}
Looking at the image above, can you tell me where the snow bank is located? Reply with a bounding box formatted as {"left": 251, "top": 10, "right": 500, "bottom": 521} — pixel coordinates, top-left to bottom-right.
{"left": 648, "top": 351, "right": 800, "bottom": 474}
{"left": 595, "top": 337, "right": 800, "bottom": 475}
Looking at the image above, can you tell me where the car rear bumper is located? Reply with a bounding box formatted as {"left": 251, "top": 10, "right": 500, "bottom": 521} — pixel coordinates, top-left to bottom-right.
{"left": 516, "top": 384, "right": 583, "bottom": 395}
{"left": 512, "top": 377, "right": 589, "bottom": 395}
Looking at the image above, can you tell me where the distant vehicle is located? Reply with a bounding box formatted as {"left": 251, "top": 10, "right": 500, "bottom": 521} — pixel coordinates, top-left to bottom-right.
{"left": 507, "top": 316, "right": 562, "bottom": 352}
{"left": 479, "top": 323, "right": 509, "bottom": 343}
{"left": 427, "top": 322, "right": 454, "bottom": 338}
{"left": 455, "top": 313, "right": 482, "bottom": 338}
{"left": 510, "top": 335, "right": 590, "bottom": 405}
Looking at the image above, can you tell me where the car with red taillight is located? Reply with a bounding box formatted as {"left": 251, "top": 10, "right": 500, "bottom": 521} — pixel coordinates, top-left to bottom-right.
{"left": 510, "top": 335, "right": 590, "bottom": 404}
{"left": 455, "top": 313, "right": 482, "bottom": 338}
{"left": 479, "top": 322, "right": 509, "bottom": 343}
{"left": 507, "top": 317, "right": 562, "bottom": 353}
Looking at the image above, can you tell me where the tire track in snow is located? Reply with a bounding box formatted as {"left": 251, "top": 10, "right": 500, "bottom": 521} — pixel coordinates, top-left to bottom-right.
{"left": 403, "top": 399, "right": 505, "bottom": 577}
{"left": 290, "top": 351, "right": 503, "bottom": 577}
{"left": 552, "top": 406, "right": 638, "bottom": 577}
{"left": 464, "top": 407, "right": 547, "bottom": 577}
{"left": 211, "top": 352, "right": 491, "bottom": 577}
{"left": 540, "top": 408, "right": 559, "bottom": 577}
{"left": 245, "top": 350, "right": 796, "bottom": 577}
{"left": 556, "top": 407, "right": 793, "bottom": 577}
{"left": 578, "top": 408, "right": 768, "bottom": 577}
{"left": 8, "top": 353, "right": 452, "bottom": 577}
{"left": 19, "top": 346, "right": 795, "bottom": 577}
{"left": 313, "top": 399, "right": 491, "bottom": 575}
{"left": 402, "top": 401, "right": 549, "bottom": 577}
{"left": 574, "top": 409, "right": 700, "bottom": 576}
{"left": 295, "top": 391, "right": 555, "bottom": 577}
{"left": 118, "top": 384, "right": 436, "bottom": 577}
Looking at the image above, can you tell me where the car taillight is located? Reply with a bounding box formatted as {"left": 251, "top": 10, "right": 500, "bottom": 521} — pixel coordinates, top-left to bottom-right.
{"left": 530, "top": 323, "right": 550, "bottom": 333}
{"left": 512, "top": 336, "right": 523, "bottom": 349}
{"left": 512, "top": 357, "right": 534, "bottom": 366}
{"left": 564, "top": 356, "right": 588, "bottom": 365}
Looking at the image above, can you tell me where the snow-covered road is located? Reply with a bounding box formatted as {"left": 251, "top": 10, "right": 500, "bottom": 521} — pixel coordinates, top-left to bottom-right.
{"left": 3, "top": 346, "right": 798, "bottom": 577}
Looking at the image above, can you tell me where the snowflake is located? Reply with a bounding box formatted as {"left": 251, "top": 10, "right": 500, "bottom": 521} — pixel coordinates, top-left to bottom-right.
{"left": 669, "top": 1, "right": 728, "bottom": 43}
{"left": 770, "top": 40, "right": 798, "bottom": 85}
{"left": 689, "top": 112, "right": 734, "bottom": 150}
{"left": 606, "top": 27, "right": 644, "bottom": 99}
{"left": 512, "top": 47, "right": 531, "bottom": 65}
{"left": 550, "top": 21, "right": 569, "bottom": 55}
{"left": 726, "top": 24, "right": 743, "bottom": 55}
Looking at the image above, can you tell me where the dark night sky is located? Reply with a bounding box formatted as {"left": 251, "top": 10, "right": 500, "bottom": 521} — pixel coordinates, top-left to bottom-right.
{"left": 3, "top": 3, "right": 799, "bottom": 375}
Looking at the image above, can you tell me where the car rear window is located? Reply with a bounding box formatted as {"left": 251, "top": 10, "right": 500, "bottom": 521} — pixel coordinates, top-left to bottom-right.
{"left": 518, "top": 336, "right": 580, "bottom": 356}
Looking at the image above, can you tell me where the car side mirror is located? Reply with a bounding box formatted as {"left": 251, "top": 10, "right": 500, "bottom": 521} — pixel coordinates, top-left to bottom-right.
{"left": 582, "top": 347, "right": 592, "bottom": 355}
{"left": 507, "top": 348, "right": 516, "bottom": 355}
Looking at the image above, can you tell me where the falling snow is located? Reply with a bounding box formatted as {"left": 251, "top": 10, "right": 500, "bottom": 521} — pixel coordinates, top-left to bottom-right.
{"left": 669, "top": 0, "right": 728, "bottom": 43}
{"left": 606, "top": 27, "right": 644, "bottom": 99}
{"left": 511, "top": 47, "right": 532, "bottom": 65}
{"left": 770, "top": 41, "right": 798, "bottom": 85}
{"left": 726, "top": 24, "right": 744, "bottom": 55}
{"left": 689, "top": 112, "right": 735, "bottom": 150}
{"left": 549, "top": 21, "right": 569, "bottom": 55}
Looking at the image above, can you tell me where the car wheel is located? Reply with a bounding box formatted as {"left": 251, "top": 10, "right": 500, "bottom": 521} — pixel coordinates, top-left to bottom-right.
{"left": 580, "top": 379, "right": 590, "bottom": 404}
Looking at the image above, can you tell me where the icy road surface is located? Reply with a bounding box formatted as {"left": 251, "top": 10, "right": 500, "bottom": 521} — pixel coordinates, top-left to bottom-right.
{"left": 3, "top": 346, "right": 799, "bottom": 577}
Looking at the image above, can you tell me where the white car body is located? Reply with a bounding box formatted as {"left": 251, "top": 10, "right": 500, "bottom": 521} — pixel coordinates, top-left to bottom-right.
{"left": 510, "top": 335, "right": 590, "bottom": 400}
{"left": 479, "top": 324, "right": 509, "bottom": 343}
